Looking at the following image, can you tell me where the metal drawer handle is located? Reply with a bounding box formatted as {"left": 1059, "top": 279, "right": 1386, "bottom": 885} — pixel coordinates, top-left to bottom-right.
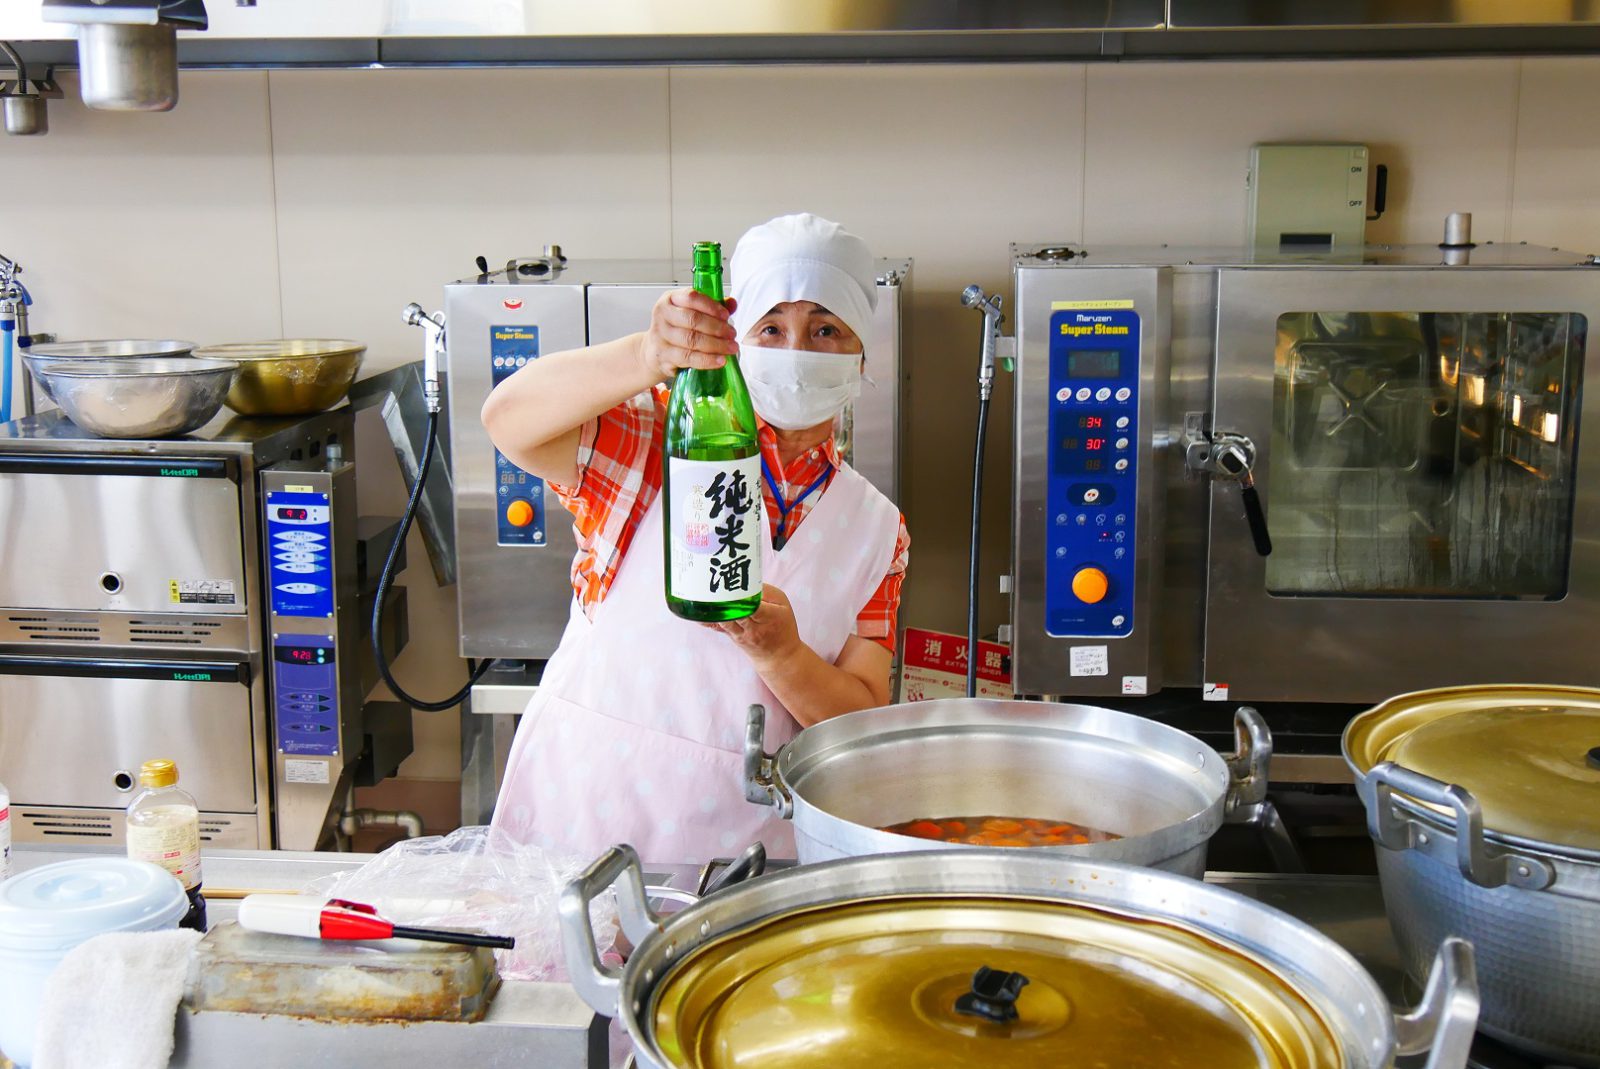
{"left": 743, "top": 704, "right": 793, "bottom": 819}
{"left": 1393, "top": 937, "right": 1479, "bottom": 1069}
{"left": 559, "top": 844, "right": 659, "bottom": 1017}
{"left": 1365, "top": 761, "right": 1554, "bottom": 890}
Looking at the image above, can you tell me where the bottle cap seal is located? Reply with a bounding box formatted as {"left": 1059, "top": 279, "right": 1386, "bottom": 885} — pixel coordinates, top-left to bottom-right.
{"left": 139, "top": 759, "right": 178, "bottom": 788}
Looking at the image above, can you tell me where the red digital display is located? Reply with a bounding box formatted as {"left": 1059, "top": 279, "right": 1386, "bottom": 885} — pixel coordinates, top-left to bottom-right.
{"left": 278, "top": 507, "right": 309, "bottom": 521}
{"left": 1085, "top": 438, "right": 1105, "bottom": 451}
{"left": 274, "top": 643, "right": 333, "bottom": 666}
{"left": 1082, "top": 416, "right": 1103, "bottom": 429}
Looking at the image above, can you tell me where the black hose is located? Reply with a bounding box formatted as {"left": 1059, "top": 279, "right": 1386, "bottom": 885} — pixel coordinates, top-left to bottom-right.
{"left": 372, "top": 411, "right": 492, "bottom": 711}
{"left": 966, "top": 393, "right": 991, "bottom": 698}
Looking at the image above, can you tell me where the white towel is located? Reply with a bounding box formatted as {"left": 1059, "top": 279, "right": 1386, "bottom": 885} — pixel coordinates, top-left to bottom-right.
{"left": 31, "top": 929, "right": 202, "bottom": 1069}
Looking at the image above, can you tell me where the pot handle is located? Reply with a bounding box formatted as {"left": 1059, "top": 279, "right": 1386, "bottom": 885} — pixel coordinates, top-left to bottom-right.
{"left": 1223, "top": 705, "right": 1272, "bottom": 820}
{"left": 1393, "top": 936, "right": 1479, "bottom": 1069}
{"left": 743, "top": 704, "right": 794, "bottom": 819}
{"left": 559, "top": 844, "right": 660, "bottom": 1018}
{"left": 1365, "top": 761, "right": 1554, "bottom": 890}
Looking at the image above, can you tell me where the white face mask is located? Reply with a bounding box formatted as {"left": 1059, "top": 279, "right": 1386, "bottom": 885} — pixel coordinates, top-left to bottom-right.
{"left": 738, "top": 345, "right": 862, "bottom": 431}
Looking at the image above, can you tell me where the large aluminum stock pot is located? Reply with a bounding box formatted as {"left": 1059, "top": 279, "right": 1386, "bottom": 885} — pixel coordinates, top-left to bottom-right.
{"left": 744, "top": 698, "right": 1272, "bottom": 876}
{"left": 1345, "top": 685, "right": 1600, "bottom": 1067}
{"left": 561, "top": 845, "right": 1477, "bottom": 1069}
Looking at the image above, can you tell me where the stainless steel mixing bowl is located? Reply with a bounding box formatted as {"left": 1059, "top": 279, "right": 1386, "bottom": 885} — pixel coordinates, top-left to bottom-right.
{"left": 24, "top": 339, "right": 197, "bottom": 360}
{"left": 34, "top": 357, "right": 239, "bottom": 439}
{"left": 22, "top": 340, "right": 197, "bottom": 403}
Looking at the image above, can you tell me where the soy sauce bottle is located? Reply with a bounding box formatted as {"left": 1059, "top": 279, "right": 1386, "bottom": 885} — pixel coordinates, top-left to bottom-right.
{"left": 126, "top": 759, "right": 207, "bottom": 931}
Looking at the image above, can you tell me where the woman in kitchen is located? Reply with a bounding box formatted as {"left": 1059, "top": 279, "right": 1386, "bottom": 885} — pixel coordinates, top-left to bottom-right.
{"left": 482, "top": 213, "right": 908, "bottom": 863}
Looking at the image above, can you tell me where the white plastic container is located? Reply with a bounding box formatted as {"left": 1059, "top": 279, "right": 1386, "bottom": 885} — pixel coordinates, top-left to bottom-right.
{"left": 0, "top": 857, "right": 187, "bottom": 1066}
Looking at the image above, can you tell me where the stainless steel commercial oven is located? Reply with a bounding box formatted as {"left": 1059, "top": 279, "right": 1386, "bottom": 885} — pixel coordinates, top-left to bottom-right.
{"left": 1010, "top": 241, "right": 1599, "bottom": 706}
{"left": 443, "top": 255, "right": 911, "bottom": 662}
{"left": 0, "top": 409, "right": 407, "bottom": 850}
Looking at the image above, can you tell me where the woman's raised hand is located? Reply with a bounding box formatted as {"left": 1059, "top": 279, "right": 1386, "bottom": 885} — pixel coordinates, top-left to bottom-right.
{"left": 638, "top": 287, "right": 739, "bottom": 380}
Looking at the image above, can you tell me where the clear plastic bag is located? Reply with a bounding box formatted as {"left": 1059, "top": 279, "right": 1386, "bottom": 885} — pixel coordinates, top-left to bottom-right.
{"left": 300, "top": 825, "right": 617, "bottom": 981}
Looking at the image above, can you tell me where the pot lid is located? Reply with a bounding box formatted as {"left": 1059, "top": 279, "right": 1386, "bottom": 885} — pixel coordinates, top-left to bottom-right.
{"left": 193, "top": 340, "right": 364, "bottom": 362}
{"left": 0, "top": 858, "right": 189, "bottom": 950}
{"left": 649, "top": 896, "right": 1339, "bottom": 1069}
{"left": 1345, "top": 685, "right": 1600, "bottom": 852}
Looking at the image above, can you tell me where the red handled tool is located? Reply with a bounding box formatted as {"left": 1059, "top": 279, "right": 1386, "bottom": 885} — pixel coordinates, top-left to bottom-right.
{"left": 238, "top": 894, "right": 515, "bottom": 949}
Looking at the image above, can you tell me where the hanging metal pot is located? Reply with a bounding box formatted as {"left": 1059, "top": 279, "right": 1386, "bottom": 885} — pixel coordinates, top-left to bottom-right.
{"left": 744, "top": 698, "right": 1273, "bottom": 876}
{"left": 1345, "top": 684, "right": 1600, "bottom": 1067}
{"left": 560, "top": 845, "right": 1477, "bottom": 1069}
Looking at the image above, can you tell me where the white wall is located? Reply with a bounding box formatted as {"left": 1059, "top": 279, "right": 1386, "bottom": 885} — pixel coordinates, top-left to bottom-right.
{"left": 3, "top": 57, "right": 1596, "bottom": 813}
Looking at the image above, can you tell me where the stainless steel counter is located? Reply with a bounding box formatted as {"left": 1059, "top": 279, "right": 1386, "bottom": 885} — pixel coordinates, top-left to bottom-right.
{"left": 2, "top": 844, "right": 1452, "bottom": 1067}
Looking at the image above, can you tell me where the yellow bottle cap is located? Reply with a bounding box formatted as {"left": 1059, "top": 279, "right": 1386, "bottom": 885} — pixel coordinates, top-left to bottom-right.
{"left": 139, "top": 759, "right": 179, "bottom": 788}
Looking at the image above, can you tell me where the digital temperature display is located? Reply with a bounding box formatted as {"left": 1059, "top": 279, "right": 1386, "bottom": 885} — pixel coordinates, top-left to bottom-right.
{"left": 277, "top": 507, "right": 308, "bottom": 521}
{"left": 1053, "top": 410, "right": 1119, "bottom": 474}
{"left": 275, "top": 643, "right": 334, "bottom": 666}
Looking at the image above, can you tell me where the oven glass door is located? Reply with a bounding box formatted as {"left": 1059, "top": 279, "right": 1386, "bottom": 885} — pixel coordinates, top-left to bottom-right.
{"left": 1204, "top": 268, "right": 1598, "bottom": 701}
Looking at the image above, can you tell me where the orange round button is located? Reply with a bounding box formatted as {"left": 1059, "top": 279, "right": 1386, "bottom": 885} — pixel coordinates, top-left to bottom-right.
{"left": 506, "top": 500, "right": 536, "bottom": 528}
{"left": 1071, "top": 567, "right": 1109, "bottom": 604}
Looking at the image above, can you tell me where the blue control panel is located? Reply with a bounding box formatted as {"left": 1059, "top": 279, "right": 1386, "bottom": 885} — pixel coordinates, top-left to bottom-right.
{"left": 1044, "top": 308, "right": 1141, "bottom": 637}
{"left": 273, "top": 634, "right": 338, "bottom": 757}
{"left": 266, "top": 491, "right": 333, "bottom": 619}
{"left": 491, "top": 325, "right": 547, "bottom": 547}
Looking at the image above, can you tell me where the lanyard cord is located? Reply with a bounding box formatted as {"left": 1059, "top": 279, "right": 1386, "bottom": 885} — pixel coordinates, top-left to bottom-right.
{"left": 760, "top": 455, "right": 833, "bottom": 551}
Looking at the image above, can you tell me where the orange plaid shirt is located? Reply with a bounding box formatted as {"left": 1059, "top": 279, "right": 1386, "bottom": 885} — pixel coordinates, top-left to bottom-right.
{"left": 551, "top": 386, "right": 910, "bottom": 652}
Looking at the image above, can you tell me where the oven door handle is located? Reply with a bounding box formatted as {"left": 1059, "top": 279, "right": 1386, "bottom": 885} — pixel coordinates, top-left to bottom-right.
{"left": 0, "top": 654, "right": 249, "bottom": 685}
{"left": 0, "top": 454, "right": 237, "bottom": 481}
{"left": 1184, "top": 425, "right": 1272, "bottom": 557}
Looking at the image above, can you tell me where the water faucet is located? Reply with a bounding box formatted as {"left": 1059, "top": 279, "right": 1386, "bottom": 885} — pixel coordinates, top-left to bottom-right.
{"left": 401, "top": 302, "right": 447, "bottom": 415}
{"left": 961, "top": 284, "right": 1008, "bottom": 402}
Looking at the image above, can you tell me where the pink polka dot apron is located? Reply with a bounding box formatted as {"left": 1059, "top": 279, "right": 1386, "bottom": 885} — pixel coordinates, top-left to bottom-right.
{"left": 491, "top": 462, "right": 901, "bottom": 864}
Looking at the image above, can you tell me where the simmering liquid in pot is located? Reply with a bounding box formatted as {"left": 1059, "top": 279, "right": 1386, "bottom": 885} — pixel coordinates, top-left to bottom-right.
{"left": 880, "top": 815, "right": 1121, "bottom": 848}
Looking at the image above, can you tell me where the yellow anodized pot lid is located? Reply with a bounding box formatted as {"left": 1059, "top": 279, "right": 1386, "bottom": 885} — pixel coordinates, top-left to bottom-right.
{"left": 1345, "top": 685, "right": 1600, "bottom": 853}
{"left": 649, "top": 896, "right": 1339, "bottom": 1069}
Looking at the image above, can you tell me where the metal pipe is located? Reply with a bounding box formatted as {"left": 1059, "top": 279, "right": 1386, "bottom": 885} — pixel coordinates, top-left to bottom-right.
{"left": 0, "top": 42, "right": 25, "bottom": 81}
{"left": 1442, "top": 212, "right": 1474, "bottom": 248}
{"left": 338, "top": 806, "right": 426, "bottom": 841}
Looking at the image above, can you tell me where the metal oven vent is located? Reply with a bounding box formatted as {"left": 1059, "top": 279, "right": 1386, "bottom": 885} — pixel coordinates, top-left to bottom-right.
{"left": 4, "top": 612, "right": 102, "bottom": 642}
{"left": 17, "top": 808, "right": 115, "bottom": 840}
{"left": 16, "top": 807, "right": 258, "bottom": 848}
{"left": 196, "top": 815, "right": 249, "bottom": 844}
{"left": 128, "top": 618, "right": 225, "bottom": 645}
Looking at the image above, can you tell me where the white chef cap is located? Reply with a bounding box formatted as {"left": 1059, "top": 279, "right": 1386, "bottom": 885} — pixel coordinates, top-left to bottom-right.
{"left": 728, "top": 213, "right": 877, "bottom": 353}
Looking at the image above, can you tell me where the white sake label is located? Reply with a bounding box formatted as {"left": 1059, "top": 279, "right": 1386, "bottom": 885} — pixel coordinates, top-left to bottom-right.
{"left": 0, "top": 803, "right": 10, "bottom": 881}
{"left": 667, "top": 455, "right": 763, "bottom": 603}
{"left": 127, "top": 807, "right": 202, "bottom": 890}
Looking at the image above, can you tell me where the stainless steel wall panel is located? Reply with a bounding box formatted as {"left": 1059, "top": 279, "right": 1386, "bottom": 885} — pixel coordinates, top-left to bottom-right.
{"left": 1012, "top": 261, "right": 1169, "bottom": 696}
{"left": 445, "top": 277, "right": 590, "bottom": 661}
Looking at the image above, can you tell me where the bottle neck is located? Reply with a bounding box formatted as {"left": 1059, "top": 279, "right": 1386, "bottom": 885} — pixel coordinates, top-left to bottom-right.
{"left": 692, "top": 274, "right": 725, "bottom": 303}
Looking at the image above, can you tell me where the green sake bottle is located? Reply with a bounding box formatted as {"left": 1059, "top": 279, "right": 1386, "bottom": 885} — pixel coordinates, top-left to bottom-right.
{"left": 663, "top": 242, "right": 763, "bottom": 621}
